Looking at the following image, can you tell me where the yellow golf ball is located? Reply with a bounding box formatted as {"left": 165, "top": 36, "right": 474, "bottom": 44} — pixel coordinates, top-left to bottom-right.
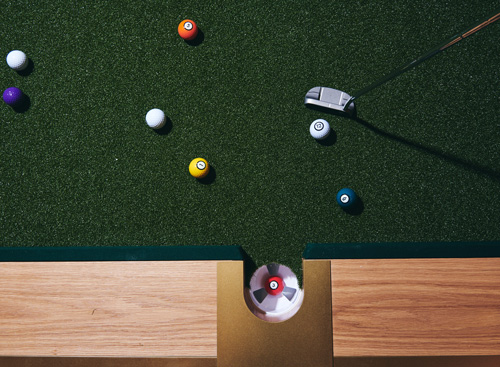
{"left": 189, "top": 158, "right": 210, "bottom": 179}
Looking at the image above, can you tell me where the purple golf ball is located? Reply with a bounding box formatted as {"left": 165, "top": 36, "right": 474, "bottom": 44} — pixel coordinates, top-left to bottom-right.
{"left": 3, "top": 87, "right": 24, "bottom": 106}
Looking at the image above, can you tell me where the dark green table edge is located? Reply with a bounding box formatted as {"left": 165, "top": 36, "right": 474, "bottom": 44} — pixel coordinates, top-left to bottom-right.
{"left": 304, "top": 241, "right": 500, "bottom": 259}
{"left": 0, "top": 245, "right": 244, "bottom": 262}
{"left": 2, "top": 242, "right": 499, "bottom": 262}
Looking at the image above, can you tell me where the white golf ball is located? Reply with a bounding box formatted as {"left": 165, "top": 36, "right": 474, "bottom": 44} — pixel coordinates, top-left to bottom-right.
{"left": 309, "top": 119, "right": 330, "bottom": 140}
{"left": 6, "top": 50, "right": 28, "bottom": 71}
{"left": 145, "top": 108, "right": 166, "bottom": 129}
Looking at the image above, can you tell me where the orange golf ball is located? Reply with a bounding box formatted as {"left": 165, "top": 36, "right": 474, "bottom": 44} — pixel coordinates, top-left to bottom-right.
{"left": 178, "top": 19, "right": 199, "bottom": 41}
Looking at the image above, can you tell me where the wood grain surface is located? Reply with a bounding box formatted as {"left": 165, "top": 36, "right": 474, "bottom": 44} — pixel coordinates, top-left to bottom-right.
{"left": 331, "top": 258, "right": 500, "bottom": 356}
{"left": 0, "top": 261, "right": 218, "bottom": 357}
{"left": 2, "top": 258, "right": 499, "bottom": 361}
{"left": 0, "top": 357, "right": 217, "bottom": 367}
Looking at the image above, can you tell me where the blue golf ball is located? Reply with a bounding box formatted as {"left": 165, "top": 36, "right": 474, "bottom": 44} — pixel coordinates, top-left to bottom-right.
{"left": 3, "top": 87, "right": 23, "bottom": 106}
{"left": 336, "top": 188, "right": 357, "bottom": 208}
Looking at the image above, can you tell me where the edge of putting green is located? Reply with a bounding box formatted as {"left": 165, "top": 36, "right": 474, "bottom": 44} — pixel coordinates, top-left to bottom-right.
{"left": 304, "top": 241, "right": 500, "bottom": 259}
{"left": 0, "top": 245, "right": 244, "bottom": 262}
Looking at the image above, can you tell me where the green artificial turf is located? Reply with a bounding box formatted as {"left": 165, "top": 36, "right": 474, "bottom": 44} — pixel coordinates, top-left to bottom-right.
{"left": 1, "top": 0, "right": 499, "bottom": 280}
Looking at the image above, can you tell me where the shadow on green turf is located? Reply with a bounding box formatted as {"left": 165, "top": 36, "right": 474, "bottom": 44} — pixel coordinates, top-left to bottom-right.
{"left": 153, "top": 117, "right": 173, "bottom": 135}
{"left": 351, "top": 116, "right": 500, "bottom": 183}
{"left": 16, "top": 58, "right": 34, "bottom": 77}
{"left": 316, "top": 129, "right": 337, "bottom": 146}
{"left": 341, "top": 196, "right": 364, "bottom": 216}
{"left": 185, "top": 29, "right": 205, "bottom": 47}
{"left": 198, "top": 166, "right": 216, "bottom": 185}
{"left": 12, "top": 94, "right": 31, "bottom": 113}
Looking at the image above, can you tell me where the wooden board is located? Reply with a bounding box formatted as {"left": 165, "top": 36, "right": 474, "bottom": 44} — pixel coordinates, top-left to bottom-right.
{"left": 0, "top": 261, "right": 219, "bottom": 357}
{"left": 331, "top": 258, "right": 500, "bottom": 357}
{"left": 0, "top": 357, "right": 217, "bottom": 367}
{"left": 2, "top": 256, "right": 500, "bottom": 363}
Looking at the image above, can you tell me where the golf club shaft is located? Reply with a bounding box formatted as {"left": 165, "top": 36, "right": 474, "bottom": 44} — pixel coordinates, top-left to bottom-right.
{"left": 344, "top": 10, "right": 500, "bottom": 110}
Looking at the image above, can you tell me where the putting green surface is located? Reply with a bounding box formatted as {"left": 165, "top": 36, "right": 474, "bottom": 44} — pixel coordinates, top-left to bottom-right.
{"left": 1, "top": 0, "right": 499, "bottom": 277}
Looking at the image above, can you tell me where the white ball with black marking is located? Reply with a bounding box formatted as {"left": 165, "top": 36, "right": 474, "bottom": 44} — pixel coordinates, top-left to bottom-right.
{"left": 309, "top": 119, "right": 330, "bottom": 140}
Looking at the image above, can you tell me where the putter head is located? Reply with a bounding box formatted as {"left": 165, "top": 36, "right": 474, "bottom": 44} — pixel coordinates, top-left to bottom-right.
{"left": 304, "top": 87, "right": 355, "bottom": 116}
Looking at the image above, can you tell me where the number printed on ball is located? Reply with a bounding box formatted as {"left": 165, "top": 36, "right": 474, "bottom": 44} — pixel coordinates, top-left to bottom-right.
{"left": 314, "top": 122, "right": 324, "bottom": 131}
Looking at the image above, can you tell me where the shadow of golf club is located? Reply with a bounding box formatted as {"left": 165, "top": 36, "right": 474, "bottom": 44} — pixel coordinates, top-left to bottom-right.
{"left": 352, "top": 116, "right": 500, "bottom": 183}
